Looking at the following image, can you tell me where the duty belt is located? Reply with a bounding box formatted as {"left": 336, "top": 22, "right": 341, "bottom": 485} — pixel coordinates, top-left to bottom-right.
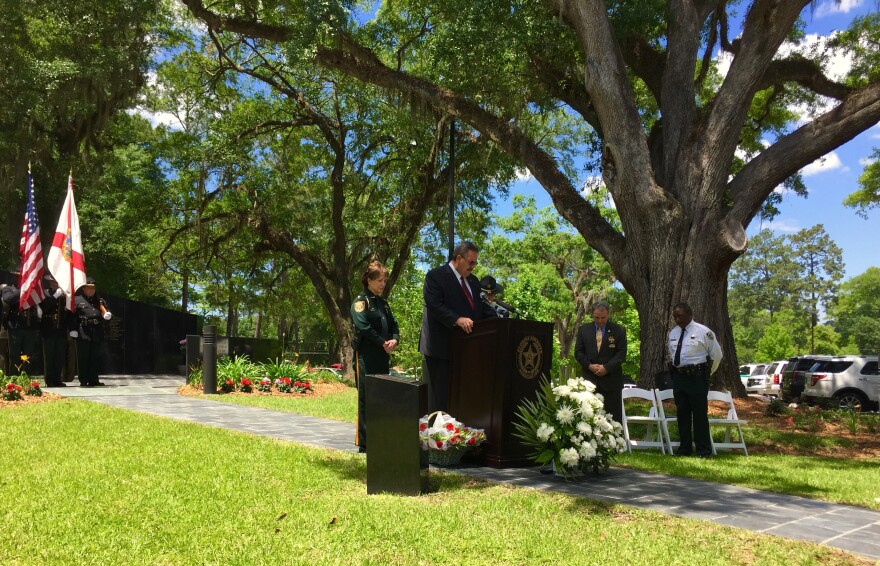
{"left": 674, "top": 362, "right": 708, "bottom": 376}
{"left": 84, "top": 319, "right": 102, "bottom": 326}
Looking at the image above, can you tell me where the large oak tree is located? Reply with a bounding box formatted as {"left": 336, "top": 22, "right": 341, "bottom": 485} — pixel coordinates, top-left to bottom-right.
{"left": 181, "top": 0, "right": 880, "bottom": 389}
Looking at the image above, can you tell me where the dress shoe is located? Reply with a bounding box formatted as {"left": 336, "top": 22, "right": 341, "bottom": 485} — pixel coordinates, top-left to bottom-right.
{"left": 54, "top": 382, "right": 67, "bottom": 387}
{"left": 674, "top": 451, "right": 692, "bottom": 457}
{"left": 93, "top": 381, "right": 106, "bottom": 386}
{"left": 358, "top": 446, "right": 367, "bottom": 454}
{"left": 696, "top": 454, "right": 713, "bottom": 459}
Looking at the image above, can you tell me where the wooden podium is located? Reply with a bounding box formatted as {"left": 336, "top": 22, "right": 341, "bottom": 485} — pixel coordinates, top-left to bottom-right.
{"left": 448, "top": 317, "right": 554, "bottom": 468}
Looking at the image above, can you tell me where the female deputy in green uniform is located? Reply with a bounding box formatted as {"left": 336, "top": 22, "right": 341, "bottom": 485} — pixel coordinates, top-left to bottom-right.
{"left": 350, "top": 261, "right": 399, "bottom": 453}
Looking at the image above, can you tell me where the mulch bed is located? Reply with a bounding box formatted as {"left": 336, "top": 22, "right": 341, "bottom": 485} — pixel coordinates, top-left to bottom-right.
{"left": 177, "top": 381, "right": 351, "bottom": 399}
{"left": 0, "top": 391, "right": 65, "bottom": 409}
{"left": 731, "top": 396, "right": 880, "bottom": 458}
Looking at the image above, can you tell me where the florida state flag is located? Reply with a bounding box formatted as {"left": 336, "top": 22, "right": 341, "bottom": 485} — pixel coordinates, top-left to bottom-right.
{"left": 47, "top": 174, "right": 87, "bottom": 311}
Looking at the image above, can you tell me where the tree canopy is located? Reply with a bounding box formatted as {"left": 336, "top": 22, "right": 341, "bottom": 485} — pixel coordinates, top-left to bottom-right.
{"left": 178, "top": 0, "right": 880, "bottom": 389}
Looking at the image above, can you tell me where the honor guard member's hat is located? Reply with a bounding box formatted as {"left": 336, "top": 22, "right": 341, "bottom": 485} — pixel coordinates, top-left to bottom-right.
{"left": 480, "top": 276, "right": 504, "bottom": 295}
{"left": 77, "top": 277, "right": 96, "bottom": 292}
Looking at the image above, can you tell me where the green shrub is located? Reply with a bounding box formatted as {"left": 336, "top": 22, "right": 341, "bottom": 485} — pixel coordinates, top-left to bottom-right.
{"left": 765, "top": 398, "right": 789, "bottom": 417}
{"left": 217, "top": 356, "right": 260, "bottom": 384}
{"left": 863, "top": 414, "right": 880, "bottom": 433}
{"left": 187, "top": 364, "right": 203, "bottom": 387}
{"left": 261, "top": 357, "right": 307, "bottom": 381}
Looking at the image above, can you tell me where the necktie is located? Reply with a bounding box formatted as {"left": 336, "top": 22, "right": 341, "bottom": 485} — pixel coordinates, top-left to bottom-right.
{"left": 595, "top": 327, "right": 603, "bottom": 351}
{"left": 673, "top": 327, "right": 685, "bottom": 367}
{"left": 461, "top": 276, "right": 475, "bottom": 309}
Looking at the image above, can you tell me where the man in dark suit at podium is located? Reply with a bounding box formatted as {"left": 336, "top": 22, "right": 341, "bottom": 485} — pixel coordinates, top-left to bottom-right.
{"left": 574, "top": 300, "right": 628, "bottom": 423}
{"left": 419, "top": 241, "right": 497, "bottom": 411}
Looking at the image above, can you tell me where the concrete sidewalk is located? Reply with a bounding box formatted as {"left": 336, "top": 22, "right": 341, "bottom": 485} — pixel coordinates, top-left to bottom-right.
{"left": 48, "top": 376, "right": 880, "bottom": 561}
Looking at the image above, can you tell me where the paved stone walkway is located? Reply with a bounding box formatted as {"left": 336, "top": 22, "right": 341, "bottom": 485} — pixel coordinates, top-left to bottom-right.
{"left": 48, "top": 376, "right": 880, "bottom": 561}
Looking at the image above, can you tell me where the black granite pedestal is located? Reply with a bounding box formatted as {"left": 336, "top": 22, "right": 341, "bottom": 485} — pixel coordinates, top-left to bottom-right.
{"left": 365, "top": 374, "right": 428, "bottom": 496}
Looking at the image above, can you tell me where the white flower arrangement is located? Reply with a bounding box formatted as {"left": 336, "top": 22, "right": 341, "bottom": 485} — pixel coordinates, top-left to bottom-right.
{"left": 514, "top": 377, "right": 626, "bottom": 478}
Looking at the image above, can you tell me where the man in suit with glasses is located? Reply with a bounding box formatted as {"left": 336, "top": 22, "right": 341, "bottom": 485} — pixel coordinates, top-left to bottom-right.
{"left": 419, "top": 241, "right": 497, "bottom": 411}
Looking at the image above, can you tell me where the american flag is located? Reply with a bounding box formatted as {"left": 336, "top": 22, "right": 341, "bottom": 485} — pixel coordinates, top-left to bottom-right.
{"left": 19, "top": 171, "right": 45, "bottom": 310}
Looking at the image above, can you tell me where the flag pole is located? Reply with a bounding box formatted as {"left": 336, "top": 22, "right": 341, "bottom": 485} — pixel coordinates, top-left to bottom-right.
{"left": 68, "top": 173, "right": 75, "bottom": 307}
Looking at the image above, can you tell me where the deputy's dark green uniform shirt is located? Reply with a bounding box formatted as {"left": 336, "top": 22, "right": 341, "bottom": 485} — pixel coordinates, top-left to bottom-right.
{"left": 351, "top": 289, "right": 400, "bottom": 375}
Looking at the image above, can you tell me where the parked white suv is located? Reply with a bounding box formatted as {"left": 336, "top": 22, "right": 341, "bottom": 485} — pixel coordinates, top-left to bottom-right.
{"left": 739, "top": 363, "right": 767, "bottom": 390}
{"left": 801, "top": 355, "right": 880, "bottom": 412}
{"left": 759, "top": 360, "right": 788, "bottom": 397}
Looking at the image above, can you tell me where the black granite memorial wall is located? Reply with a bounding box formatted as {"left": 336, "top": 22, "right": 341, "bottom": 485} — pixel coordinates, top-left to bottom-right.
{"left": 100, "top": 294, "right": 199, "bottom": 374}
{"left": 1, "top": 271, "right": 198, "bottom": 376}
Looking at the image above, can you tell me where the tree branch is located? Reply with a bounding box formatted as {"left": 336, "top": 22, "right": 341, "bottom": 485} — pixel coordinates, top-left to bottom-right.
{"left": 702, "top": 0, "right": 812, "bottom": 184}
{"left": 757, "top": 55, "right": 853, "bottom": 100}
{"left": 180, "top": 0, "right": 293, "bottom": 42}
{"left": 314, "top": 38, "right": 626, "bottom": 263}
{"left": 729, "top": 79, "right": 880, "bottom": 226}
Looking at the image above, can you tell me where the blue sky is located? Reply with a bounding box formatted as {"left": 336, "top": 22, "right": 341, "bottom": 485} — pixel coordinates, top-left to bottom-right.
{"left": 496, "top": 0, "right": 879, "bottom": 281}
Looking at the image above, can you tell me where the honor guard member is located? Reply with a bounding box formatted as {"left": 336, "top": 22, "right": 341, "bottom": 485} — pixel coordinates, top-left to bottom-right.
{"left": 350, "top": 261, "right": 400, "bottom": 453}
{"left": 39, "top": 275, "right": 69, "bottom": 387}
{"left": 479, "top": 276, "right": 509, "bottom": 318}
{"left": 2, "top": 271, "right": 42, "bottom": 374}
{"left": 0, "top": 280, "right": 11, "bottom": 376}
{"left": 73, "top": 277, "right": 113, "bottom": 387}
{"left": 667, "top": 302, "right": 722, "bottom": 458}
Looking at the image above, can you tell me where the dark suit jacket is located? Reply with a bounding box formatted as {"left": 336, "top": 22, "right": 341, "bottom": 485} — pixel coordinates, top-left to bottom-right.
{"left": 418, "top": 264, "right": 496, "bottom": 359}
{"left": 574, "top": 320, "right": 627, "bottom": 392}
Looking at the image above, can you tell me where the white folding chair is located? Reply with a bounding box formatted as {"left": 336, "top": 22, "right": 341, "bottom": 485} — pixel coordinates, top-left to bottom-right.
{"left": 653, "top": 388, "right": 680, "bottom": 453}
{"left": 620, "top": 388, "right": 666, "bottom": 454}
{"left": 707, "top": 390, "right": 748, "bottom": 455}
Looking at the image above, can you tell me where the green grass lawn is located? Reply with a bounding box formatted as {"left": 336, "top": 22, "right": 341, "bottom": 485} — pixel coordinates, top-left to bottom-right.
{"left": 616, "top": 451, "right": 880, "bottom": 510}
{"left": 204, "top": 388, "right": 880, "bottom": 510}
{"left": 202, "top": 383, "right": 358, "bottom": 423}
{"left": 1, "top": 400, "right": 869, "bottom": 565}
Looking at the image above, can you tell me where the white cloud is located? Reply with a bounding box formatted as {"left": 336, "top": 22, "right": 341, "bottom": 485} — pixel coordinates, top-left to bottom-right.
{"left": 762, "top": 219, "right": 802, "bottom": 233}
{"left": 859, "top": 155, "right": 878, "bottom": 166}
{"left": 716, "top": 50, "right": 734, "bottom": 78}
{"left": 134, "top": 70, "right": 185, "bottom": 130}
{"left": 814, "top": 0, "right": 864, "bottom": 18}
{"left": 772, "top": 184, "right": 790, "bottom": 196}
{"left": 580, "top": 175, "right": 604, "bottom": 195}
{"left": 800, "top": 151, "right": 848, "bottom": 176}
{"left": 128, "top": 107, "right": 182, "bottom": 130}
{"left": 580, "top": 176, "right": 616, "bottom": 208}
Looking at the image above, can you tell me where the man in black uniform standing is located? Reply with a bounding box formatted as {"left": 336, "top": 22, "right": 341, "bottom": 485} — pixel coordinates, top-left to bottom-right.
{"left": 0, "top": 280, "right": 12, "bottom": 376}
{"left": 1, "top": 275, "right": 42, "bottom": 375}
{"left": 39, "top": 275, "right": 70, "bottom": 387}
{"left": 73, "top": 277, "right": 112, "bottom": 387}
{"left": 574, "top": 300, "right": 628, "bottom": 424}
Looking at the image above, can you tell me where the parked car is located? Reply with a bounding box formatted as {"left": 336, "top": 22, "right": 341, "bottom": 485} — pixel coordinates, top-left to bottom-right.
{"left": 802, "top": 355, "right": 880, "bottom": 412}
{"left": 759, "top": 360, "right": 788, "bottom": 397}
{"left": 780, "top": 355, "right": 832, "bottom": 402}
{"left": 739, "top": 363, "right": 767, "bottom": 389}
